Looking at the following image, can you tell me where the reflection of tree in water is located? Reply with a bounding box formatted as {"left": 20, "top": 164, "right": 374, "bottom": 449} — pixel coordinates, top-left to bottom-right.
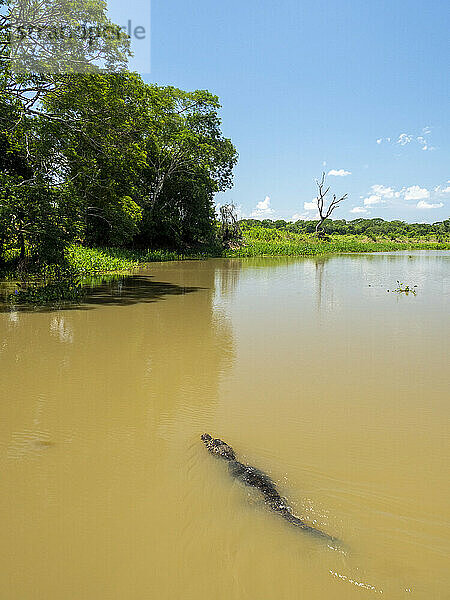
{"left": 211, "top": 255, "right": 342, "bottom": 316}
{"left": 314, "top": 256, "right": 335, "bottom": 314}
{"left": 214, "top": 259, "right": 243, "bottom": 300}
{"left": 0, "top": 264, "right": 235, "bottom": 460}
{"left": 83, "top": 274, "right": 203, "bottom": 308}
{"left": 135, "top": 266, "right": 235, "bottom": 425}
{"left": 315, "top": 257, "right": 325, "bottom": 313}
{"left": 0, "top": 273, "right": 204, "bottom": 313}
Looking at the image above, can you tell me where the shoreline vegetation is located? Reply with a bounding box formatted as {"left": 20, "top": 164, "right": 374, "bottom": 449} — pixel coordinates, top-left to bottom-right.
{"left": 1, "top": 223, "right": 449, "bottom": 305}
{"left": 1, "top": 63, "right": 448, "bottom": 306}
{"left": 224, "top": 225, "right": 450, "bottom": 257}
{"left": 1, "top": 4, "right": 448, "bottom": 306}
{"left": 1, "top": 67, "right": 449, "bottom": 306}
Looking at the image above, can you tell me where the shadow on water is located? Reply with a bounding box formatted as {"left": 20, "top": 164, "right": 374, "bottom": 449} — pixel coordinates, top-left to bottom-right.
{"left": 0, "top": 274, "right": 205, "bottom": 313}
{"left": 84, "top": 274, "right": 204, "bottom": 306}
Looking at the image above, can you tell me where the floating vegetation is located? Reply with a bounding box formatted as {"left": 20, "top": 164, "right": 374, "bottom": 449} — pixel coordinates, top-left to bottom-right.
{"left": 387, "top": 281, "right": 418, "bottom": 295}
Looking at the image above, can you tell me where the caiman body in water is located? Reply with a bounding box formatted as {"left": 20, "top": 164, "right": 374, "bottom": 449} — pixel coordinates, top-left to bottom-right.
{"left": 201, "top": 434, "right": 339, "bottom": 545}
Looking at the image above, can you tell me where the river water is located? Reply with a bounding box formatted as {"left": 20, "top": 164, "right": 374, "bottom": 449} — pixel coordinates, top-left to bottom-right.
{"left": 1, "top": 251, "right": 449, "bottom": 599}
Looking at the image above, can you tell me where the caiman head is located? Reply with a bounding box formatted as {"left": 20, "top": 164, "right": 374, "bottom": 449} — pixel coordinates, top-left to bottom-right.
{"left": 201, "top": 434, "right": 236, "bottom": 461}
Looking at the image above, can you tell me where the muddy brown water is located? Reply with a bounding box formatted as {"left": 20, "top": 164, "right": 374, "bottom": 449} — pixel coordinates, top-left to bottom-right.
{"left": 1, "top": 251, "right": 449, "bottom": 599}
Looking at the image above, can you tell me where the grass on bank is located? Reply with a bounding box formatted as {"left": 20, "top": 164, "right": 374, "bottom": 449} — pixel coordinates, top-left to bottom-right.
{"left": 2, "top": 229, "right": 449, "bottom": 305}
{"left": 66, "top": 245, "right": 183, "bottom": 274}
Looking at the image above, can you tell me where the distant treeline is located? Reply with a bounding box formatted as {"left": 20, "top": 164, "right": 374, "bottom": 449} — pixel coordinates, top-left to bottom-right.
{"left": 239, "top": 218, "right": 450, "bottom": 239}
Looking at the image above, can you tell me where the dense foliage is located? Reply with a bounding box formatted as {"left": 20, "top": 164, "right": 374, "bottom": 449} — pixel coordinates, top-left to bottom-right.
{"left": 0, "top": 51, "right": 237, "bottom": 269}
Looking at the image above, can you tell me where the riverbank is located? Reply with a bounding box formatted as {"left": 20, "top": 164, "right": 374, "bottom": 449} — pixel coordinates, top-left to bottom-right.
{"left": 0, "top": 245, "right": 219, "bottom": 304}
{"left": 1, "top": 232, "right": 449, "bottom": 305}
{"left": 71, "top": 236, "right": 450, "bottom": 274}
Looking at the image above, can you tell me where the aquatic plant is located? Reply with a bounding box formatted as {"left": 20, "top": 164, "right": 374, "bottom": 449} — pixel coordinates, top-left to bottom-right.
{"left": 388, "top": 281, "right": 417, "bottom": 295}
{"left": 65, "top": 245, "right": 211, "bottom": 275}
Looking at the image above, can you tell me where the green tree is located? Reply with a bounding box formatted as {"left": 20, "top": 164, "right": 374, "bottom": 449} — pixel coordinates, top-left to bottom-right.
{"left": 41, "top": 74, "right": 237, "bottom": 248}
{"left": 139, "top": 169, "right": 217, "bottom": 248}
{"left": 39, "top": 73, "right": 151, "bottom": 245}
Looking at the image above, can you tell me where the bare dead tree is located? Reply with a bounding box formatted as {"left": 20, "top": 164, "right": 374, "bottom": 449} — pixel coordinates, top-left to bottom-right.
{"left": 314, "top": 172, "right": 347, "bottom": 237}
{"left": 219, "top": 204, "right": 242, "bottom": 248}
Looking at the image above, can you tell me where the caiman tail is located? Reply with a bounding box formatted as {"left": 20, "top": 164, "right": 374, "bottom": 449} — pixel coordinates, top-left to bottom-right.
{"left": 279, "top": 508, "right": 340, "bottom": 545}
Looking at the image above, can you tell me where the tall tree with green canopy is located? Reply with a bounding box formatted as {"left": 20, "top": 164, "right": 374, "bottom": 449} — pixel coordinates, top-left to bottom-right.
{"left": 138, "top": 168, "right": 218, "bottom": 249}
{"left": 1, "top": 0, "right": 238, "bottom": 258}
{"left": 40, "top": 73, "right": 237, "bottom": 247}
{"left": 142, "top": 86, "right": 237, "bottom": 205}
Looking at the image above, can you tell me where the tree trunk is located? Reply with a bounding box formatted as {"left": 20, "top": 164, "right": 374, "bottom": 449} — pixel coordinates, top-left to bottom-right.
{"left": 0, "top": 233, "right": 4, "bottom": 267}
{"left": 315, "top": 219, "right": 324, "bottom": 237}
{"left": 18, "top": 230, "right": 25, "bottom": 260}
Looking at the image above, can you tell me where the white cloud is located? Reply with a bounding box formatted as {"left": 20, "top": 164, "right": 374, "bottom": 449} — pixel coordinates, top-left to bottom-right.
{"left": 397, "top": 133, "right": 413, "bottom": 145}
{"left": 290, "top": 212, "right": 317, "bottom": 222}
{"left": 359, "top": 179, "right": 444, "bottom": 212}
{"left": 416, "top": 136, "right": 435, "bottom": 151}
{"left": 416, "top": 200, "right": 444, "bottom": 209}
{"left": 378, "top": 128, "right": 434, "bottom": 150}
{"left": 322, "top": 160, "right": 327, "bottom": 167}
{"left": 371, "top": 184, "right": 398, "bottom": 198}
{"left": 363, "top": 194, "right": 383, "bottom": 206}
{"left": 434, "top": 185, "right": 450, "bottom": 195}
{"left": 404, "top": 185, "right": 430, "bottom": 201}
{"left": 417, "top": 136, "right": 427, "bottom": 150}
{"left": 417, "top": 135, "right": 434, "bottom": 150}
{"left": 304, "top": 200, "right": 317, "bottom": 211}
{"left": 250, "top": 195, "right": 275, "bottom": 218}
{"left": 328, "top": 169, "right": 351, "bottom": 177}
{"left": 350, "top": 206, "right": 369, "bottom": 214}
{"left": 361, "top": 185, "right": 400, "bottom": 206}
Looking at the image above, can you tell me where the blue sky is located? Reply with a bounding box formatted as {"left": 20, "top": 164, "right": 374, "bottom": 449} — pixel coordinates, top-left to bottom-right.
{"left": 115, "top": 0, "right": 448, "bottom": 223}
